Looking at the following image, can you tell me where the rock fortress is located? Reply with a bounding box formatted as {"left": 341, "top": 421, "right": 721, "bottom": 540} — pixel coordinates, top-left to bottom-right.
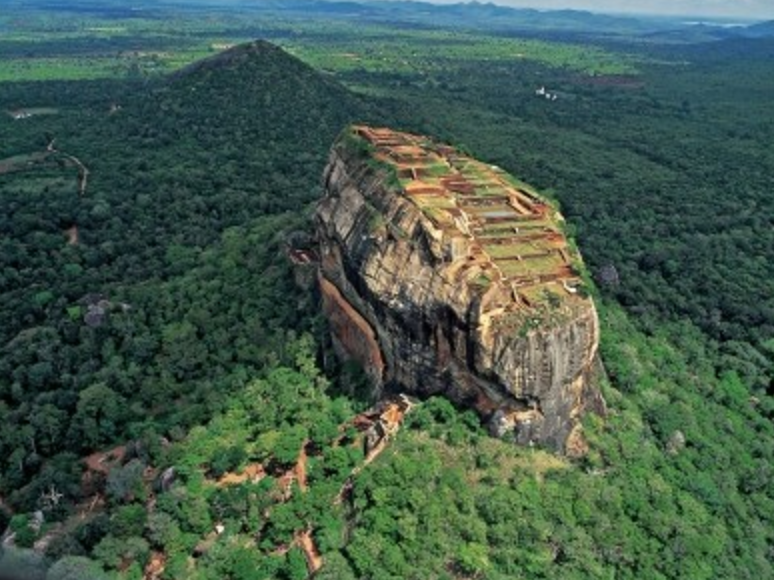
{"left": 315, "top": 125, "right": 605, "bottom": 454}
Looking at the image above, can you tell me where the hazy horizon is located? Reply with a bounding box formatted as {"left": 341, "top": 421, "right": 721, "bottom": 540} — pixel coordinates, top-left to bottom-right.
{"left": 419, "top": 0, "right": 773, "bottom": 20}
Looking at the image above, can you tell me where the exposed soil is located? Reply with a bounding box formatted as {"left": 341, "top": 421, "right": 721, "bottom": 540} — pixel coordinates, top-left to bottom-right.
{"left": 84, "top": 445, "right": 126, "bottom": 475}
{"left": 295, "top": 528, "right": 323, "bottom": 574}
{"left": 169, "top": 399, "right": 414, "bottom": 577}
{"left": 64, "top": 224, "right": 79, "bottom": 245}
{"left": 215, "top": 443, "right": 322, "bottom": 575}
{"left": 144, "top": 551, "right": 166, "bottom": 580}
{"left": 295, "top": 442, "right": 309, "bottom": 492}
{"left": 216, "top": 462, "right": 265, "bottom": 487}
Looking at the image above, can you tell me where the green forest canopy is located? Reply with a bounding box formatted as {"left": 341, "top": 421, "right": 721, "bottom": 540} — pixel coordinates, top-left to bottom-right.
{"left": 0, "top": 14, "right": 773, "bottom": 580}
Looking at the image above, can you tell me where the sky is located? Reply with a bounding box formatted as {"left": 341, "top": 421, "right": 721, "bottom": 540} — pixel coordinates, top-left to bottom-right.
{"left": 428, "top": 0, "right": 774, "bottom": 20}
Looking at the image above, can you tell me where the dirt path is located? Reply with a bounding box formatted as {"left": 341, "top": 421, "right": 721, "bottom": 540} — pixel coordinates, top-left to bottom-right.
{"left": 58, "top": 152, "right": 89, "bottom": 196}
{"left": 45, "top": 137, "right": 90, "bottom": 197}
{"left": 209, "top": 398, "right": 416, "bottom": 576}
{"left": 84, "top": 445, "right": 126, "bottom": 475}
{"left": 217, "top": 463, "right": 265, "bottom": 487}
{"left": 295, "top": 442, "right": 309, "bottom": 492}
{"left": 143, "top": 551, "right": 166, "bottom": 580}
{"left": 336, "top": 395, "right": 415, "bottom": 503}
{"left": 0, "top": 152, "right": 48, "bottom": 175}
{"left": 338, "top": 426, "right": 391, "bottom": 493}
{"left": 295, "top": 529, "right": 323, "bottom": 574}
{"left": 2, "top": 139, "right": 90, "bottom": 251}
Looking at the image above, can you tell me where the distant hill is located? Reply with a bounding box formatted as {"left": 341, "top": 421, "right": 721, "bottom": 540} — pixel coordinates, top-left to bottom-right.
{"left": 17, "top": 0, "right": 773, "bottom": 40}
{"left": 197, "top": 0, "right": 774, "bottom": 39}
{"left": 245, "top": 0, "right": 674, "bottom": 35}
{"left": 741, "top": 20, "right": 774, "bottom": 38}
{"left": 640, "top": 19, "right": 774, "bottom": 44}
{"left": 363, "top": 2, "right": 665, "bottom": 34}
{"left": 110, "top": 40, "right": 377, "bottom": 225}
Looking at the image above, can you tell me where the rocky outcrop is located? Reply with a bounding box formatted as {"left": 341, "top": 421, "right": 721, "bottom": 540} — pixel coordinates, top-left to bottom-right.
{"left": 316, "top": 126, "right": 605, "bottom": 453}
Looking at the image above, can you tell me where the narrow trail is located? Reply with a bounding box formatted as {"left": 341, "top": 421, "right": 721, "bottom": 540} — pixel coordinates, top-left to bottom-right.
{"left": 295, "top": 442, "right": 309, "bottom": 492}
{"left": 46, "top": 137, "right": 90, "bottom": 197}
{"left": 61, "top": 153, "right": 89, "bottom": 197}
{"left": 336, "top": 395, "right": 415, "bottom": 504}
{"left": 194, "top": 398, "right": 416, "bottom": 576}
{"left": 0, "top": 137, "right": 89, "bottom": 197}
{"left": 46, "top": 136, "right": 90, "bottom": 243}
{"left": 295, "top": 528, "right": 323, "bottom": 574}
{"left": 216, "top": 463, "right": 265, "bottom": 487}
{"left": 143, "top": 551, "right": 166, "bottom": 580}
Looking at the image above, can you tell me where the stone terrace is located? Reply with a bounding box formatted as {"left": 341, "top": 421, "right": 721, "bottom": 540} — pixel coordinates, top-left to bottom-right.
{"left": 353, "top": 125, "right": 584, "bottom": 318}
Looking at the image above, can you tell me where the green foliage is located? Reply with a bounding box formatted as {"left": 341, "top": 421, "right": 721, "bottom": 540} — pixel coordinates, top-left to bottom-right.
{"left": 209, "top": 445, "right": 247, "bottom": 479}
{"left": 106, "top": 460, "right": 146, "bottom": 504}
{"left": 111, "top": 505, "right": 147, "bottom": 539}
{"left": 0, "top": 548, "right": 47, "bottom": 580}
{"left": 456, "top": 542, "right": 491, "bottom": 576}
{"left": 285, "top": 23, "right": 640, "bottom": 76}
{"left": 0, "top": 37, "right": 379, "bottom": 500}
{"left": 46, "top": 556, "right": 109, "bottom": 580}
{"left": 69, "top": 383, "right": 126, "bottom": 450}
{"left": 285, "top": 548, "right": 308, "bottom": 580}
{"left": 92, "top": 535, "right": 149, "bottom": 572}
{"left": 1, "top": 7, "right": 774, "bottom": 580}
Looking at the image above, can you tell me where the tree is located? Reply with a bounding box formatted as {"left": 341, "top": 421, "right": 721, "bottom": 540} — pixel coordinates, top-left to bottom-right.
{"left": 284, "top": 548, "right": 308, "bottom": 580}
{"left": 92, "top": 535, "right": 149, "bottom": 571}
{"left": 314, "top": 552, "right": 356, "bottom": 580}
{"left": 69, "top": 383, "right": 125, "bottom": 449}
{"left": 106, "top": 459, "right": 146, "bottom": 504}
{"left": 456, "top": 542, "right": 491, "bottom": 577}
{"left": 160, "top": 321, "right": 207, "bottom": 380}
{"left": 46, "top": 556, "right": 109, "bottom": 580}
{"left": 272, "top": 426, "right": 308, "bottom": 467}
{"left": 209, "top": 444, "right": 246, "bottom": 479}
{"left": 112, "top": 504, "right": 147, "bottom": 538}
{"left": 0, "top": 547, "right": 47, "bottom": 580}
{"left": 30, "top": 404, "right": 67, "bottom": 456}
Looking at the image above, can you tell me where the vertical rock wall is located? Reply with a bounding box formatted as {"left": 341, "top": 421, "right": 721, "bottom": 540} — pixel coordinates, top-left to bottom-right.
{"left": 315, "top": 128, "right": 605, "bottom": 454}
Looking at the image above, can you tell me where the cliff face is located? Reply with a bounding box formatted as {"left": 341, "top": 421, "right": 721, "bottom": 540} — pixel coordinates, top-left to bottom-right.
{"left": 316, "top": 126, "right": 605, "bottom": 454}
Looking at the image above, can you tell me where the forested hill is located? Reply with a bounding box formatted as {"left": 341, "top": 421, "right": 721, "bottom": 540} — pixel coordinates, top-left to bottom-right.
{"left": 0, "top": 40, "right": 382, "bottom": 511}
{"left": 88, "top": 39, "right": 375, "bottom": 251}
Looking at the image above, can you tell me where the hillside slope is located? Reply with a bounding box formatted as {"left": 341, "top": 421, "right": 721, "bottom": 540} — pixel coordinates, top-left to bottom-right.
{"left": 0, "top": 40, "right": 380, "bottom": 510}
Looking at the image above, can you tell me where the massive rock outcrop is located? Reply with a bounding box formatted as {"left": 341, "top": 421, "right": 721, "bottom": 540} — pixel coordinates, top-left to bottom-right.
{"left": 315, "top": 126, "right": 605, "bottom": 454}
